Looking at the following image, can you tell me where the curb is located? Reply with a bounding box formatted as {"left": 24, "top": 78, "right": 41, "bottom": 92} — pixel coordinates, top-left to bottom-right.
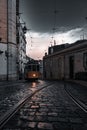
{"left": 66, "top": 80, "right": 87, "bottom": 88}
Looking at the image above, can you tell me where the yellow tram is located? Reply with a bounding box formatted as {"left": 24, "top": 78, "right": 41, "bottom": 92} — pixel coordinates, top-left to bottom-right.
{"left": 24, "top": 61, "right": 41, "bottom": 80}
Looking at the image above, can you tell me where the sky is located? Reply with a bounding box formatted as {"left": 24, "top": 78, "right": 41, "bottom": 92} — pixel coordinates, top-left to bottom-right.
{"left": 20, "top": 0, "right": 87, "bottom": 60}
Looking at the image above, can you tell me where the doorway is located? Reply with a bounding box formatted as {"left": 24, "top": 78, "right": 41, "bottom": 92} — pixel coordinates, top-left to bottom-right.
{"left": 69, "top": 56, "right": 74, "bottom": 79}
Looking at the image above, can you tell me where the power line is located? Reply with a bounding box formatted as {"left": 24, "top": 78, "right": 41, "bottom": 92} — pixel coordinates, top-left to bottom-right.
{"left": 50, "top": 0, "right": 58, "bottom": 45}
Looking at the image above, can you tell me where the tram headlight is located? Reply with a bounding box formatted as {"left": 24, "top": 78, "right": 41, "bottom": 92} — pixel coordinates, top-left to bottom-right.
{"left": 33, "top": 73, "right": 36, "bottom": 77}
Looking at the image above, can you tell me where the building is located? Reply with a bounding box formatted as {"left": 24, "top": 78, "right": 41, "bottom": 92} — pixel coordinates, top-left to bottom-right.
{"left": 43, "top": 40, "right": 87, "bottom": 80}
{"left": 48, "top": 44, "right": 69, "bottom": 55}
{"left": 0, "top": 0, "right": 18, "bottom": 80}
{"left": 0, "top": 0, "right": 27, "bottom": 80}
{"left": 17, "top": 23, "right": 27, "bottom": 79}
{"left": 38, "top": 60, "right": 43, "bottom": 79}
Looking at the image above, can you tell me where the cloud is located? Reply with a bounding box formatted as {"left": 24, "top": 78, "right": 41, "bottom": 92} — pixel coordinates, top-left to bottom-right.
{"left": 54, "top": 27, "right": 83, "bottom": 43}
{"left": 20, "top": 0, "right": 87, "bottom": 59}
{"left": 20, "top": 0, "right": 87, "bottom": 33}
{"left": 25, "top": 27, "right": 85, "bottom": 59}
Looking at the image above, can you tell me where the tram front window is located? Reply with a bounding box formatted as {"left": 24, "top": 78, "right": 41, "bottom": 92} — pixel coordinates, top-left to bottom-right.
{"left": 28, "top": 65, "right": 31, "bottom": 71}
{"left": 37, "top": 65, "right": 39, "bottom": 71}
{"left": 33, "top": 65, "right": 36, "bottom": 71}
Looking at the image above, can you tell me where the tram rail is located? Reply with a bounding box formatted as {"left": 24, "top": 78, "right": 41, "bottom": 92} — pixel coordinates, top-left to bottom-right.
{"left": 64, "top": 84, "right": 87, "bottom": 113}
{"left": 0, "top": 82, "right": 53, "bottom": 129}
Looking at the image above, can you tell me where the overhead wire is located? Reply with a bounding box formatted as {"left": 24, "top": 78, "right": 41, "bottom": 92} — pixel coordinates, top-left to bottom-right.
{"left": 50, "top": 0, "right": 58, "bottom": 46}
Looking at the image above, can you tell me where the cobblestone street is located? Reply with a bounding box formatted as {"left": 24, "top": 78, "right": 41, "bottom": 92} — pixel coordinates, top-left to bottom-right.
{"left": 1, "top": 0, "right": 87, "bottom": 129}
{"left": 0, "top": 80, "right": 46, "bottom": 118}
{"left": 3, "top": 81, "right": 87, "bottom": 130}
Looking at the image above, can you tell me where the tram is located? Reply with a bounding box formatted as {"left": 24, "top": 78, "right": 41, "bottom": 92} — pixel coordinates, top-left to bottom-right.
{"left": 24, "top": 60, "right": 41, "bottom": 80}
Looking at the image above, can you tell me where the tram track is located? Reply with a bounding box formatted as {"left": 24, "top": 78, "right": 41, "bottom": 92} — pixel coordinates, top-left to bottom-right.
{"left": 0, "top": 82, "right": 53, "bottom": 129}
{"left": 64, "top": 83, "right": 87, "bottom": 113}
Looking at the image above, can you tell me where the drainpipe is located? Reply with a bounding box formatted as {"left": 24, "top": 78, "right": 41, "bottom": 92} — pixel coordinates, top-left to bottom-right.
{"left": 7, "top": 0, "right": 9, "bottom": 80}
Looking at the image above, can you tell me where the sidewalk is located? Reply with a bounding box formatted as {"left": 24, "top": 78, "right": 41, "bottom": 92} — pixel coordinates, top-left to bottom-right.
{"left": 66, "top": 79, "right": 87, "bottom": 87}
{"left": 65, "top": 79, "right": 87, "bottom": 106}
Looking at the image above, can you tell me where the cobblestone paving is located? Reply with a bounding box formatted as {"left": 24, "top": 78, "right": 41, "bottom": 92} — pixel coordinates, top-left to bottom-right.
{"left": 3, "top": 82, "right": 87, "bottom": 130}
{"left": 0, "top": 80, "right": 46, "bottom": 118}
{"left": 65, "top": 82, "right": 87, "bottom": 105}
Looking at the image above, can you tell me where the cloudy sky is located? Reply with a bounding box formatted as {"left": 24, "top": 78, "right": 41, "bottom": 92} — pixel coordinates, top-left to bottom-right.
{"left": 20, "top": 0, "right": 87, "bottom": 60}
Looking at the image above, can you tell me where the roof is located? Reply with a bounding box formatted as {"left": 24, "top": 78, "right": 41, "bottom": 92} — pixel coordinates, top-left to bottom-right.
{"left": 44, "top": 39, "right": 87, "bottom": 59}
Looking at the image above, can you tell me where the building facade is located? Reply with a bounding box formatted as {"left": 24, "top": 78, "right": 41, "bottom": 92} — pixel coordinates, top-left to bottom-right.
{"left": 0, "top": 0, "right": 27, "bottom": 80}
{"left": 0, "top": 0, "right": 17, "bottom": 80}
{"left": 17, "top": 24, "right": 27, "bottom": 79}
{"left": 39, "top": 60, "right": 43, "bottom": 79}
{"left": 43, "top": 40, "right": 87, "bottom": 80}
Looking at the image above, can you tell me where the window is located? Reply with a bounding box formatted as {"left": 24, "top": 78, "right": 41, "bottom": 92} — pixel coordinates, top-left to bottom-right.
{"left": 32, "top": 65, "right": 36, "bottom": 71}
{"left": 51, "top": 47, "right": 53, "bottom": 54}
{"left": 37, "top": 65, "right": 39, "bottom": 71}
{"left": 28, "top": 65, "right": 32, "bottom": 71}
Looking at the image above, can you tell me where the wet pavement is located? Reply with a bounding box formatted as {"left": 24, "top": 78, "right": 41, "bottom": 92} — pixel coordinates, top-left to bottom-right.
{"left": 65, "top": 81, "right": 87, "bottom": 105}
{"left": 0, "top": 80, "right": 47, "bottom": 118}
{"left": 2, "top": 81, "right": 87, "bottom": 130}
